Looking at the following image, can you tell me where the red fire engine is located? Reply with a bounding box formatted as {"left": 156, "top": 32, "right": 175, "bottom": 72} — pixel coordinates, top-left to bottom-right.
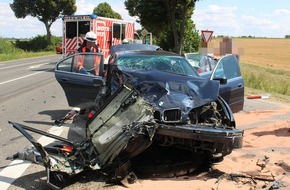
{"left": 61, "top": 14, "right": 139, "bottom": 58}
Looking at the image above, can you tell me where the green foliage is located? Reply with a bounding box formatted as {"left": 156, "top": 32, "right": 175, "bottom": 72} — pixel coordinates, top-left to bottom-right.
{"left": 241, "top": 63, "right": 290, "bottom": 96}
{"left": 15, "top": 36, "right": 47, "bottom": 52}
{"left": 124, "top": 0, "right": 199, "bottom": 54}
{"left": 155, "top": 26, "right": 174, "bottom": 51}
{"left": 183, "top": 20, "right": 200, "bottom": 53}
{"left": 0, "top": 37, "right": 23, "bottom": 54}
{"left": 125, "top": 0, "right": 168, "bottom": 33}
{"left": 285, "top": 35, "right": 290, "bottom": 38}
{"left": 10, "top": 0, "right": 76, "bottom": 45}
{"left": 93, "top": 2, "right": 122, "bottom": 19}
{"left": 14, "top": 35, "right": 61, "bottom": 52}
{"left": 0, "top": 37, "right": 54, "bottom": 61}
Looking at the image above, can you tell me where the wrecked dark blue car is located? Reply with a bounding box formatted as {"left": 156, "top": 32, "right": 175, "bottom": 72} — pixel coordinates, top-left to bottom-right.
{"left": 8, "top": 45, "right": 244, "bottom": 189}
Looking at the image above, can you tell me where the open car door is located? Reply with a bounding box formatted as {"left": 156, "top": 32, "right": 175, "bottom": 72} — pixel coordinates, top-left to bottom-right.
{"left": 210, "top": 54, "right": 244, "bottom": 113}
{"left": 185, "top": 53, "right": 244, "bottom": 112}
{"left": 55, "top": 53, "right": 105, "bottom": 109}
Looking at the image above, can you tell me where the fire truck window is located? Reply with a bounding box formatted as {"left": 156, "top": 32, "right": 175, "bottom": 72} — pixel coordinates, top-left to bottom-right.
{"left": 113, "top": 23, "right": 121, "bottom": 38}
{"left": 121, "top": 24, "right": 126, "bottom": 40}
{"left": 112, "top": 23, "right": 126, "bottom": 40}
{"left": 79, "top": 21, "right": 90, "bottom": 37}
{"left": 66, "top": 22, "right": 77, "bottom": 39}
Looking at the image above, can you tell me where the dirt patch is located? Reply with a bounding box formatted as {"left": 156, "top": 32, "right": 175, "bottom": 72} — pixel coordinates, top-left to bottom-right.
{"left": 111, "top": 114, "right": 290, "bottom": 190}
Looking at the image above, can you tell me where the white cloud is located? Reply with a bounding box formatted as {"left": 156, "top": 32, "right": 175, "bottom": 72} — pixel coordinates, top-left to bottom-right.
{"left": 273, "top": 9, "right": 290, "bottom": 36}
{"left": 193, "top": 4, "right": 290, "bottom": 37}
{"left": 75, "top": 0, "right": 95, "bottom": 14}
{"left": 274, "top": 8, "right": 290, "bottom": 15}
{"left": 193, "top": 5, "right": 240, "bottom": 37}
{"left": 240, "top": 9, "right": 290, "bottom": 37}
{"left": 241, "top": 15, "right": 276, "bottom": 28}
{"left": 0, "top": 3, "right": 46, "bottom": 38}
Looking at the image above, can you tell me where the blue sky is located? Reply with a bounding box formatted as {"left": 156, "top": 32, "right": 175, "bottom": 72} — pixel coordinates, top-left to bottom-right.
{"left": 1, "top": 0, "right": 290, "bottom": 38}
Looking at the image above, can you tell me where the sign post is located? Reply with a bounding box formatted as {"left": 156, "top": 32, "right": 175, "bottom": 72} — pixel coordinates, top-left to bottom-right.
{"left": 200, "top": 30, "right": 213, "bottom": 54}
{"left": 201, "top": 30, "right": 213, "bottom": 44}
{"left": 141, "top": 29, "right": 152, "bottom": 45}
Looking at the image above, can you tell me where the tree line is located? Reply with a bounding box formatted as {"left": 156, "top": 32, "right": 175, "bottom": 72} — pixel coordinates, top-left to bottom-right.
{"left": 10, "top": 0, "right": 201, "bottom": 54}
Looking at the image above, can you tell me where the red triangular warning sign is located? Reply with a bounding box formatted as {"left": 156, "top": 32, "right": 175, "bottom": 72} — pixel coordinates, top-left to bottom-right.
{"left": 201, "top": 30, "right": 213, "bottom": 43}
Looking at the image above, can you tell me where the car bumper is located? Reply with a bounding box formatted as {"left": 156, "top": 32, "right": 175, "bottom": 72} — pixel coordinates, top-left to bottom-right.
{"left": 155, "top": 124, "right": 243, "bottom": 156}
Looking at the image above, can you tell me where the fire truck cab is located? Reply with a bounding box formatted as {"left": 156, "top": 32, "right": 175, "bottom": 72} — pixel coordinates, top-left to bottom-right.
{"left": 61, "top": 14, "right": 140, "bottom": 59}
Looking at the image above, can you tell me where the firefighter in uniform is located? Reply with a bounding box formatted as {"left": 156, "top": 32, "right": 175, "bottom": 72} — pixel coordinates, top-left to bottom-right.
{"left": 76, "top": 31, "right": 101, "bottom": 75}
{"left": 77, "top": 31, "right": 100, "bottom": 53}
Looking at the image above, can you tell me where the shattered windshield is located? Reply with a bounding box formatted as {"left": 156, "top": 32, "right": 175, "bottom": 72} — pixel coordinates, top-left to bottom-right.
{"left": 185, "top": 53, "right": 219, "bottom": 74}
{"left": 184, "top": 53, "right": 203, "bottom": 68}
{"left": 116, "top": 56, "right": 199, "bottom": 77}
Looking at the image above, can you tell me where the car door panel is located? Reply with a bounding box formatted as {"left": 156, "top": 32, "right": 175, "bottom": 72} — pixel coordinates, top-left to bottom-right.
{"left": 211, "top": 55, "right": 244, "bottom": 113}
{"left": 55, "top": 53, "right": 105, "bottom": 109}
{"left": 218, "top": 77, "right": 244, "bottom": 113}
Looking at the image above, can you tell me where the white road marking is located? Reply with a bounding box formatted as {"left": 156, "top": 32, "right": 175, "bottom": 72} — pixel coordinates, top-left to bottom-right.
{"left": 0, "top": 71, "right": 46, "bottom": 86}
{"left": 29, "top": 63, "right": 50, "bottom": 69}
{"left": 0, "top": 126, "right": 64, "bottom": 190}
{"left": 0, "top": 60, "right": 51, "bottom": 70}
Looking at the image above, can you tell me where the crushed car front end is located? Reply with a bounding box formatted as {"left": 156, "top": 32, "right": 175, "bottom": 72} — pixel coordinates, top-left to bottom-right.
{"left": 116, "top": 70, "right": 243, "bottom": 159}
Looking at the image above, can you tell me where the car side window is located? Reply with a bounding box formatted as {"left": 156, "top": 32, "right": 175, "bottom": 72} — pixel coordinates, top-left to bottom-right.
{"left": 213, "top": 55, "right": 241, "bottom": 80}
{"left": 56, "top": 57, "right": 73, "bottom": 72}
{"left": 199, "top": 56, "right": 218, "bottom": 75}
{"left": 73, "top": 54, "right": 102, "bottom": 76}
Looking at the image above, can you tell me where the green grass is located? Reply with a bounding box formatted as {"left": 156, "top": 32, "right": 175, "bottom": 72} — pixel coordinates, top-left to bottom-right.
{"left": 0, "top": 51, "right": 55, "bottom": 62}
{"left": 0, "top": 37, "right": 55, "bottom": 61}
{"left": 241, "top": 62, "right": 290, "bottom": 102}
{"left": 245, "top": 87, "right": 290, "bottom": 104}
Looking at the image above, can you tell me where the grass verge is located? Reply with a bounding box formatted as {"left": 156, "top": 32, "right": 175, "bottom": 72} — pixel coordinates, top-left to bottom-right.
{"left": 241, "top": 62, "right": 290, "bottom": 103}
{"left": 0, "top": 51, "right": 55, "bottom": 62}
{"left": 245, "top": 87, "right": 290, "bottom": 104}
{"left": 241, "top": 62, "right": 290, "bottom": 96}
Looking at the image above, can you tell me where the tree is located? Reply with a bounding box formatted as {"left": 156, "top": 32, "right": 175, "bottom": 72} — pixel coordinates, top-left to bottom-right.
{"left": 93, "top": 2, "right": 122, "bottom": 19}
{"left": 10, "top": 0, "right": 77, "bottom": 45}
{"left": 124, "top": 0, "right": 199, "bottom": 54}
{"left": 183, "top": 19, "right": 200, "bottom": 53}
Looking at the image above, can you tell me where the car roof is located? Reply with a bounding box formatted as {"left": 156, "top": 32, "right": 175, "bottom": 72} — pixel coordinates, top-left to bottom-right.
{"left": 110, "top": 44, "right": 161, "bottom": 55}
{"left": 114, "top": 49, "right": 181, "bottom": 58}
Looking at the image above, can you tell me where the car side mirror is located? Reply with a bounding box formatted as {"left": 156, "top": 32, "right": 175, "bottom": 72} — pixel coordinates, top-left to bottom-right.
{"left": 213, "top": 77, "right": 227, "bottom": 84}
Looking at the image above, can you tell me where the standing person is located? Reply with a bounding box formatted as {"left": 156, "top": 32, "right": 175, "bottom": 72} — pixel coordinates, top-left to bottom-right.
{"left": 77, "top": 31, "right": 100, "bottom": 53}
{"left": 75, "top": 31, "right": 101, "bottom": 75}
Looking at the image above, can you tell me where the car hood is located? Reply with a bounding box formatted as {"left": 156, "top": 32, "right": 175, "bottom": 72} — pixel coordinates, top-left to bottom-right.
{"left": 110, "top": 44, "right": 160, "bottom": 55}
{"left": 121, "top": 70, "right": 220, "bottom": 110}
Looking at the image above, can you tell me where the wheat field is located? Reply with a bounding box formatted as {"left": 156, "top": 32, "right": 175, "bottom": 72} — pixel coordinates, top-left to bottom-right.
{"left": 210, "top": 38, "right": 290, "bottom": 98}
{"left": 211, "top": 38, "right": 290, "bottom": 71}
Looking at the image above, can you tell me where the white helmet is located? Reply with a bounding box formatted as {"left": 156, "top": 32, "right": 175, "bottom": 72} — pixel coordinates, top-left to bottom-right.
{"left": 85, "top": 31, "right": 97, "bottom": 42}
{"left": 122, "top": 39, "right": 129, "bottom": 44}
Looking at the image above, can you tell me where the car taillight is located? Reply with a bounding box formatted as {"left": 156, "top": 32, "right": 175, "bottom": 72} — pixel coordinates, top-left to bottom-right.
{"left": 88, "top": 110, "right": 96, "bottom": 119}
{"left": 61, "top": 145, "right": 73, "bottom": 153}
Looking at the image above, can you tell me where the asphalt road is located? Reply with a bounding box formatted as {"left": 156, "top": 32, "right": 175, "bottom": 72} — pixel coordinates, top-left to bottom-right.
{"left": 0, "top": 55, "right": 74, "bottom": 190}
{"left": 0, "top": 55, "right": 290, "bottom": 190}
